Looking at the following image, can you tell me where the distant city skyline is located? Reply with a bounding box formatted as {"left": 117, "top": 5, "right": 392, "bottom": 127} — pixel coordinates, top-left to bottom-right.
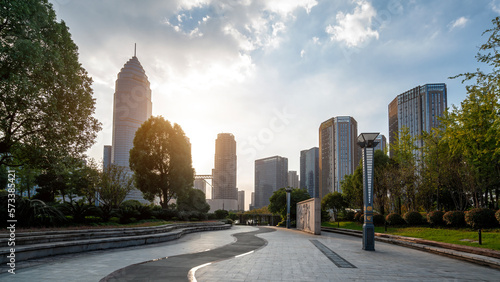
{"left": 254, "top": 156, "right": 288, "bottom": 209}
{"left": 49, "top": 1, "right": 498, "bottom": 209}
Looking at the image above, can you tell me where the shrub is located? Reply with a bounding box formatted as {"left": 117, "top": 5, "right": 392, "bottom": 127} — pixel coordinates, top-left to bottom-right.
{"left": 59, "top": 202, "right": 97, "bottom": 223}
{"left": 354, "top": 212, "right": 363, "bottom": 222}
{"left": 404, "top": 211, "right": 423, "bottom": 226}
{"left": 385, "top": 213, "right": 405, "bottom": 225}
{"left": 121, "top": 200, "right": 142, "bottom": 207}
{"left": 496, "top": 209, "right": 500, "bottom": 224}
{"left": 427, "top": 211, "right": 445, "bottom": 226}
{"left": 118, "top": 206, "right": 140, "bottom": 224}
{"left": 214, "top": 209, "right": 229, "bottom": 219}
{"left": 465, "top": 208, "right": 498, "bottom": 229}
{"left": 207, "top": 213, "right": 217, "bottom": 220}
{"left": 443, "top": 211, "right": 465, "bottom": 227}
{"left": 109, "top": 217, "right": 120, "bottom": 223}
{"left": 373, "top": 214, "right": 385, "bottom": 226}
{"left": 344, "top": 211, "right": 355, "bottom": 221}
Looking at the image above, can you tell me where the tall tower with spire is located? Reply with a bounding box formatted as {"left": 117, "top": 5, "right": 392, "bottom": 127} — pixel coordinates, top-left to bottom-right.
{"left": 104, "top": 47, "right": 152, "bottom": 203}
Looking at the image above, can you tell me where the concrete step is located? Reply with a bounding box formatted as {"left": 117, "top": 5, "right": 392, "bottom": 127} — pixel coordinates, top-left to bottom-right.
{"left": 0, "top": 222, "right": 231, "bottom": 264}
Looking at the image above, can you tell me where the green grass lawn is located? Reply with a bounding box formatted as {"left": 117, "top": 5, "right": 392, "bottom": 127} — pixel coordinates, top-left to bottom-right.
{"left": 322, "top": 221, "right": 500, "bottom": 251}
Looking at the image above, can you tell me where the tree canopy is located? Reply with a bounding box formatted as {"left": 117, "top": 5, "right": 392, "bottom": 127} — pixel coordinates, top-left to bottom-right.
{"left": 129, "top": 116, "right": 194, "bottom": 208}
{"left": 268, "top": 187, "right": 310, "bottom": 222}
{"left": 0, "top": 0, "right": 101, "bottom": 167}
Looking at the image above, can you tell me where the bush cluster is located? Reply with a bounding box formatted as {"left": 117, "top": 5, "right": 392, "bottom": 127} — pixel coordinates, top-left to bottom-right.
{"left": 443, "top": 211, "right": 465, "bottom": 227}
{"left": 465, "top": 208, "right": 498, "bottom": 229}
{"left": 344, "top": 211, "right": 355, "bottom": 221}
{"left": 496, "top": 209, "right": 500, "bottom": 224}
{"left": 404, "top": 211, "right": 423, "bottom": 226}
{"left": 385, "top": 213, "right": 405, "bottom": 225}
{"left": 354, "top": 212, "right": 364, "bottom": 223}
{"left": 427, "top": 211, "right": 445, "bottom": 226}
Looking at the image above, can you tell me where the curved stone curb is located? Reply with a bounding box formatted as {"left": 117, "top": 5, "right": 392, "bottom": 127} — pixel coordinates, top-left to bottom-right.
{"left": 321, "top": 227, "right": 500, "bottom": 269}
{"left": 0, "top": 223, "right": 231, "bottom": 264}
{"left": 100, "top": 227, "right": 276, "bottom": 282}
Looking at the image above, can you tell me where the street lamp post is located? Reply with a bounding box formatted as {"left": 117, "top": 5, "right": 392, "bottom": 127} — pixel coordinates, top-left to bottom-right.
{"left": 357, "top": 132, "right": 379, "bottom": 251}
{"left": 285, "top": 187, "right": 292, "bottom": 229}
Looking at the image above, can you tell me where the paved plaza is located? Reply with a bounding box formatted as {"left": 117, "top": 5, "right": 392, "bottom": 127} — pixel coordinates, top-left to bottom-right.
{"left": 1, "top": 225, "right": 499, "bottom": 281}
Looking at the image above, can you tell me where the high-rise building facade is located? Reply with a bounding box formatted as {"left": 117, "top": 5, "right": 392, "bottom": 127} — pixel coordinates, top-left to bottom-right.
{"left": 374, "top": 135, "right": 387, "bottom": 152}
{"left": 388, "top": 83, "right": 447, "bottom": 156}
{"left": 288, "top": 171, "right": 299, "bottom": 188}
{"left": 300, "top": 147, "right": 319, "bottom": 198}
{"left": 238, "top": 190, "right": 245, "bottom": 211}
{"left": 319, "top": 116, "right": 359, "bottom": 198}
{"left": 212, "top": 133, "right": 237, "bottom": 200}
{"left": 104, "top": 53, "right": 152, "bottom": 203}
{"left": 103, "top": 145, "right": 112, "bottom": 170}
{"left": 193, "top": 179, "right": 207, "bottom": 196}
{"left": 254, "top": 156, "right": 288, "bottom": 209}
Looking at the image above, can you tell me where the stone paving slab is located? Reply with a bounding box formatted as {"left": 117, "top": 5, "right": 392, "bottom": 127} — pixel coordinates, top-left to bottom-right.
{"left": 196, "top": 227, "right": 500, "bottom": 281}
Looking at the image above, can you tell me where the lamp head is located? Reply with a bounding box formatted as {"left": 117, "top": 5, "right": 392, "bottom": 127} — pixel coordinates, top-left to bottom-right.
{"left": 357, "top": 132, "right": 380, "bottom": 148}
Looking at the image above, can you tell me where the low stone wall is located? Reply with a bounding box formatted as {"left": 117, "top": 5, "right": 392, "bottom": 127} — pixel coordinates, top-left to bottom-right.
{"left": 296, "top": 198, "right": 321, "bottom": 235}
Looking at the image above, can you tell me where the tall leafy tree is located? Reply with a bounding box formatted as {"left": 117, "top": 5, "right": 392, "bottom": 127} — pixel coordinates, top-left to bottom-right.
{"left": 177, "top": 188, "right": 210, "bottom": 213}
{"left": 98, "top": 164, "right": 133, "bottom": 208}
{"left": 129, "top": 116, "right": 194, "bottom": 208}
{"left": 448, "top": 17, "right": 500, "bottom": 208}
{"left": 0, "top": 0, "right": 101, "bottom": 167}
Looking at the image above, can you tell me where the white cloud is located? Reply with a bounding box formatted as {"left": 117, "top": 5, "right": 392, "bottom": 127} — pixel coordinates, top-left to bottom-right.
{"left": 490, "top": 0, "right": 500, "bottom": 14}
{"left": 326, "top": 0, "right": 379, "bottom": 47}
{"left": 265, "top": 0, "right": 318, "bottom": 16}
{"left": 300, "top": 49, "right": 305, "bottom": 57}
{"left": 449, "top": 16, "right": 469, "bottom": 31}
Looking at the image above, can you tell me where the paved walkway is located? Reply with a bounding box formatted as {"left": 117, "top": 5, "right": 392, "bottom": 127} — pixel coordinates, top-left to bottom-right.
{"left": 2, "top": 226, "right": 499, "bottom": 281}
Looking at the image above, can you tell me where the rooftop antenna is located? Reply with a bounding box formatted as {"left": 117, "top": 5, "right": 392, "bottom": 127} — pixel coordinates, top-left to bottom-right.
{"left": 134, "top": 43, "right": 136, "bottom": 57}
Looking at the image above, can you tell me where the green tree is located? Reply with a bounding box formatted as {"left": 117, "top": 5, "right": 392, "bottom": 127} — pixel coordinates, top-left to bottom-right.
{"left": 448, "top": 17, "right": 500, "bottom": 209}
{"left": 0, "top": 0, "right": 101, "bottom": 168}
{"left": 373, "top": 149, "right": 390, "bottom": 214}
{"left": 321, "top": 192, "right": 346, "bottom": 221}
{"left": 98, "top": 164, "right": 133, "bottom": 208}
{"left": 268, "top": 187, "right": 310, "bottom": 223}
{"left": 129, "top": 116, "right": 194, "bottom": 208}
{"left": 341, "top": 166, "right": 363, "bottom": 210}
{"left": 390, "top": 127, "right": 418, "bottom": 212}
{"left": 177, "top": 188, "right": 210, "bottom": 213}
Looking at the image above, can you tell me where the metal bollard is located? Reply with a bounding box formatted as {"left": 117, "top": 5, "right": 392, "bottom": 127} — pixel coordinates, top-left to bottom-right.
{"left": 478, "top": 229, "right": 482, "bottom": 245}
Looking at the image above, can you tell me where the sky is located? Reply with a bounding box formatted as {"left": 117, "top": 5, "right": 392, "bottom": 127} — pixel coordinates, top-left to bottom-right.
{"left": 50, "top": 0, "right": 499, "bottom": 210}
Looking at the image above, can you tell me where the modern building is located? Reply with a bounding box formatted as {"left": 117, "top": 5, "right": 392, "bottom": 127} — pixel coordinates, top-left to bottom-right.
{"left": 249, "top": 192, "right": 255, "bottom": 210}
{"left": 319, "top": 116, "right": 359, "bottom": 198}
{"left": 288, "top": 171, "right": 299, "bottom": 188}
{"left": 212, "top": 133, "right": 237, "bottom": 200}
{"left": 374, "top": 135, "right": 387, "bottom": 153}
{"left": 238, "top": 190, "right": 245, "bottom": 211}
{"left": 388, "top": 83, "right": 447, "bottom": 156}
{"left": 193, "top": 179, "right": 207, "bottom": 196}
{"left": 103, "top": 51, "right": 152, "bottom": 203}
{"left": 103, "top": 145, "right": 112, "bottom": 170}
{"left": 300, "top": 147, "right": 319, "bottom": 198}
{"left": 254, "top": 156, "right": 288, "bottom": 209}
{"left": 208, "top": 133, "right": 238, "bottom": 211}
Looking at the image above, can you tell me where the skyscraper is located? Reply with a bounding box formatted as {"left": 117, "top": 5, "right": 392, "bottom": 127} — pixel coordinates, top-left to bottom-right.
{"left": 319, "top": 116, "right": 359, "bottom": 198}
{"left": 388, "top": 83, "right": 447, "bottom": 156}
{"left": 213, "top": 133, "right": 237, "bottom": 200}
{"left": 300, "top": 147, "right": 319, "bottom": 198}
{"left": 103, "top": 145, "right": 112, "bottom": 170}
{"left": 254, "top": 156, "right": 288, "bottom": 209}
{"left": 238, "top": 190, "right": 245, "bottom": 211}
{"left": 104, "top": 51, "right": 152, "bottom": 203}
{"left": 288, "top": 171, "right": 299, "bottom": 188}
{"left": 374, "top": 135, "right": 387, "bottom": 153}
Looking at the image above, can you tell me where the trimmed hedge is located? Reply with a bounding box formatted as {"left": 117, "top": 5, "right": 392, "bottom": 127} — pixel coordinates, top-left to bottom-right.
{"left": 404, "top": 211, "right": 423, "bottom": 226}
{"left": 465, "top": 208, "right": 498, "bottom": 229}
{"left": 443, "top": 211, "right": 465, "bottom": 227}
{"left": 386, "top": 213, "right": 405, "bottom": 225}
{"left": 427, "top": 211, "right": 444, "bottom": 226}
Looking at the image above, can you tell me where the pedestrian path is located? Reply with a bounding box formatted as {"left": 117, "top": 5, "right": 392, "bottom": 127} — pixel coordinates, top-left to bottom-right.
{"left": 0, "top": 226, "right": 249, "bottom": 282}
{"left": 195, "top": 227, "right": 500, "bottom": 281}
{"left": 101, "top": 227, "right": 275, "bottom": 281}
{"left": 2, "top": 225, "right": 499, "bottom": 281}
